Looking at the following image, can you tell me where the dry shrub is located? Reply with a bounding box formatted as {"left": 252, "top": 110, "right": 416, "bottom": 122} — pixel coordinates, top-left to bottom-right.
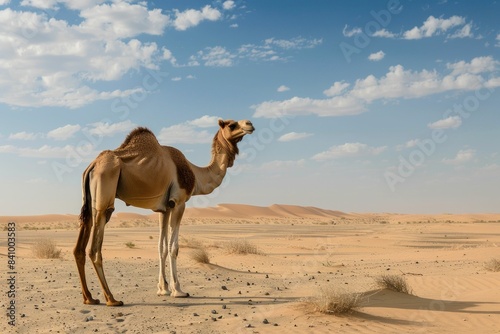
{"left": 224, "top": 239, "right": 262, "bottom": 255}
{"left": 375, "top": 274, "right": 412, "bottom": 294}
{"left": 32, "top": 238, "right": 62, "bottom": 259}
{"left": 484, "top": 258, "right": 500, "bottom": 272}
{"left": 180, "top": 236, "right": 203, "bottom": 249}
{"left": 125, "top": 241, "right": 136, "bottom": 248}
{"left": 304, "top": 287, "right": 361, "bottom": 315}
{"left": 190, "top": 247, "right": 210, "bottom": 264}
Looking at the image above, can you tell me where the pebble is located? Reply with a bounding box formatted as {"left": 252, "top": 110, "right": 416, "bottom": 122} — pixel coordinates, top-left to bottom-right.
{"left": 221, "top": 286, "right": 228, "bottom": 290}
{"left": 263, "top": 319, "right": 269, "bottom": 324}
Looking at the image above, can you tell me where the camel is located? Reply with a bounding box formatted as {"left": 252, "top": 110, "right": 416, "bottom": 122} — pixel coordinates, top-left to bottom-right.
{"left": 73, "top": 119, "right": 255, "bottom": 306}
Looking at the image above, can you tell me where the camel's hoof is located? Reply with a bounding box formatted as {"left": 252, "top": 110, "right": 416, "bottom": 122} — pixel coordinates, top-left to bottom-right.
{"left": 84, "top": 298, "right": 100, "bottom": 305}
{"left": 172, "top": 292, "right": 190, "bottom": 298}
{"left": 157, "top": 290, "right": 170, "bottom": 296}
{"left": 106, "top": 300, "right": 124, "bottom": 306}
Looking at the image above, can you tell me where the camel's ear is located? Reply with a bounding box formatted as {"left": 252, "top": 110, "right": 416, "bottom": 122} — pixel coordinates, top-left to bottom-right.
{"left": 218, "top": 119, "right": 226, "bottom": 128}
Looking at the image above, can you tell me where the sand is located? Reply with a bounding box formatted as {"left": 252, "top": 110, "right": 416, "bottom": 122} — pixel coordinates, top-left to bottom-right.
{"left": 1, "top": 204, "right": 500, "bottom": 333}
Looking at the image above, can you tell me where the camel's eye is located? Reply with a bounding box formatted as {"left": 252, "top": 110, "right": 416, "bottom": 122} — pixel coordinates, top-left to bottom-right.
{"left": 229, "top": 123, "right": 237, "bottom": 130}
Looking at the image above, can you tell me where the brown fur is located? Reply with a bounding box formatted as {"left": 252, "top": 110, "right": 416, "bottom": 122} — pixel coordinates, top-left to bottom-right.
{"left": 166, "top": 147, "right": 195, "bottom": 194}
{"left": 118, "top": 127, "right": 156, "bottom": 149}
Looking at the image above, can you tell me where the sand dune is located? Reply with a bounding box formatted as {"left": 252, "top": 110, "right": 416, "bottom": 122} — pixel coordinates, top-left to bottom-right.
{"left": 3, "top": 204, "right": 500, "bottom": 225}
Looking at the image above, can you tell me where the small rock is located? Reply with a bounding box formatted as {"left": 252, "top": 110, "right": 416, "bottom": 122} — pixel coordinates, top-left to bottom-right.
{"left": 211, "top": 317, "right": 217, "bottom": 322}
{"left": 263, "top": 319, "right": 269, "bottom": 324}
{"left": 221, "top": 286, "right": 228, "bottom": 290}
{"left": 222, "top": 305, "right": 227, "bottom": 309}
{"left": 193, "top": 313, "right": 199, "bottom": 317}
{"left": 211, "top": 310, "right": 217, "bottom": 314}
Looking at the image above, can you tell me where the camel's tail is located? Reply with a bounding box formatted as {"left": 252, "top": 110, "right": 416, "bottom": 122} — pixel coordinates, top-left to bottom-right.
{"left": 79, "top": 163, "right": 94, "bottom": 227}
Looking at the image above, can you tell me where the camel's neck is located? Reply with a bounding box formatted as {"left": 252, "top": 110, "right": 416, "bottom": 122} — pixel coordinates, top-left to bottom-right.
{"left": 190, "top": 132, "right": 237, "bottom": 196}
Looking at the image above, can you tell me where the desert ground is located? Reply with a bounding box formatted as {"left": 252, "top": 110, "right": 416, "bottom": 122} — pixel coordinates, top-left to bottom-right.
{"left": 1, "top": 204, "right": 500, "bottom": 334}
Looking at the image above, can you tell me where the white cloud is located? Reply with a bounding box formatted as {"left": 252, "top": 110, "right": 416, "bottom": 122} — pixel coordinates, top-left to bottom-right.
{"left": 343, "top": 25, "right": 362, "bottom": 37}
{"left": 254, "top": 56, "right": 500, "bottom": 119}
{"left": 88, "top": 120, "right": 137, "bottom": 137}
{"left": 278, "top": 132, "right": 312, "bottom": 142}
{"left": 9, "top": 131, "right": 40, "bottom": 140}
{"left": 188, "top": 36, "right": 322, "bottom": 66}
{"left": 253, "top": 95, "right": 366, "bottom": 118}
{"left": 158, "top": 115, "right": 220, "bottom": 144}
{"left": 196, "top": 46, "right": 235, "bottom": 67}
{"left": 448, "top": 23, "right": 473, "bottom": 38}
{"left": 0, "top": 0, "right": 11, "bottom": 5}
{"left": 79, "top": 2, "right": 170, "bottom": 39}
{"left": 230, "top": 23, "right": 238, "bottom": 28}
{"left": 312, "top": 142, "right": 387, "bottom": 161}
{"left": 0, "top": 2, "right": 227, "bottom": 109}
{"left": 372, "top": 29, "right": 396, "bottom": 38}
{"left": 260, "top": 159, "right": 306, "bottom": 171}
{"left": 0, "top": 143, "right": 93, "bottom": 158}
{"left": 173, "top": 5, "right": 221, "bottom": 31}
{"left": 47, "top": 124, "right": 81, "bottom": 140}
{"left": 447, "top": 56, "right": 498, "bottom": 75}
{"left": 277, "top": 85, "right": 290, "bottom": 92}
{"left": 222, "top": 1, "right": 235, "bottom": 10}
{"left": 368, "top": 50, "right": 385, "bottom": 61}
{"left": 264, "top": 37, "right": 323, "bottom": 50}
{"left": 428, "top": 116, "right": 462, "bottom": 129}
{"left": 323, "top": 81, "right": 350, "bottom": 97}
{"left": 171, "top": 77, "right": 182, "bottom": 81}
{"left": 403, "top": 15, "right": 467, "bottom": 40}
{"left": 187, "top": 115, "right": 220, "bottom": 128}
{"left": 496, "top": 33, "right": 500, "bottom": 47}
{"left": 397, "top": 139, "right": 420, "bottom": 151}
{"left": 442, "top": 148, "right": 475, "bottom": 165}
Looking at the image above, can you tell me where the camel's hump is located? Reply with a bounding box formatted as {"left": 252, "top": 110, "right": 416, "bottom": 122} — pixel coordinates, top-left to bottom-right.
{"left": 118, "top": 127, "right": 158, "bottom": 150}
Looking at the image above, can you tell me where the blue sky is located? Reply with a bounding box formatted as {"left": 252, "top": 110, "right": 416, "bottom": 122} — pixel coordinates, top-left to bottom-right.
{"left": 1, "top": 0, "right": 499, "bottom": 215}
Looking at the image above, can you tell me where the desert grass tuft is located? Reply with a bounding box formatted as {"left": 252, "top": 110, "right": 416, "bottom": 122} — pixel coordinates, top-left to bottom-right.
{"left": 224, "top": 239, "right": 262, "bottom": 255}
{"left": 484, "top": 258, "right": 500, "bottom": 272}
{"left": 303, "top": 287, "right": 361, "bottom": 315}
{"left": 375, "top": 274, "right": 412, "bottom": 294}
{"left": 180, "top": 236, "right": 203, "bottom": 249}
{"left": 190, "top": 247, "right": 211, "bottom": 264}
{"left": 125, "top": 241, "right": 136, "bottom": 248}
{"left": 31, "top": 238, "right": 62, "bottom": 259}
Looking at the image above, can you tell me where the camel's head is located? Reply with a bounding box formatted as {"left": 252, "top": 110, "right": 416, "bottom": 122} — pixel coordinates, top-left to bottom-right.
{"left": 218, "top": 119, "right": 255, "bottom": 143}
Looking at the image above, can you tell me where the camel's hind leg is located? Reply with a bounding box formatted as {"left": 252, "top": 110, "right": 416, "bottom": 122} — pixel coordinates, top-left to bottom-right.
{"left": 89, "top": 208, "right": 123, "bottom": 306}
{"left": 157, "top": 211, "right": 170, "bottom": 296}
{"left": 168, "top": 203, "right": 189, "bottom": 298}
{"left": 74, "top": 218, "right": 100, "bottom": 305}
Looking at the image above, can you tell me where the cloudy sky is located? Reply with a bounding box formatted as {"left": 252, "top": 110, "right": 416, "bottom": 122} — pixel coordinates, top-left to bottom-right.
{"left": 1, "top": 0, "right": 499, "bottom": 215}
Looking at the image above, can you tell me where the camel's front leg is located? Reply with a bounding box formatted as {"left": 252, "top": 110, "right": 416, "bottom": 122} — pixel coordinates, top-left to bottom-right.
{"left": 157, "top": 211, "right": 170, "bottom": 296}
{"left": 168, "top": 203, "right": 189, "bottom": 298}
